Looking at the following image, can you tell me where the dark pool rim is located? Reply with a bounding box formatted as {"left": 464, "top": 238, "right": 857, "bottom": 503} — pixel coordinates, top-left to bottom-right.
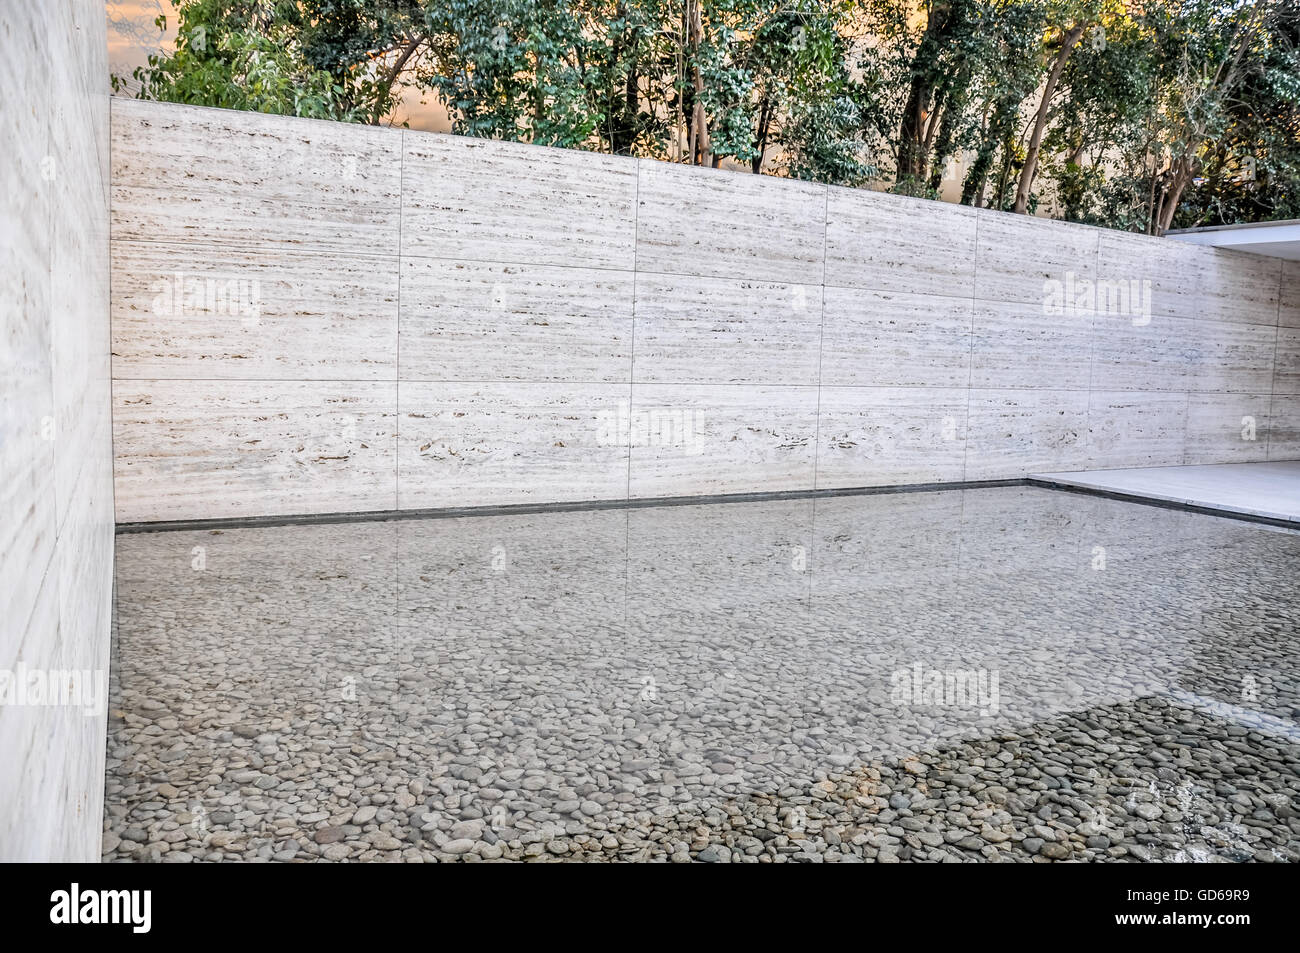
{"left": 112, "top": 477, "right": 1300, "bottom": 534}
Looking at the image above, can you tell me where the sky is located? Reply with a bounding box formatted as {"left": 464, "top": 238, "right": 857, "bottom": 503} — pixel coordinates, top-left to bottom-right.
{"left": 105, "top": 0, "right": 173, "bottom": 91}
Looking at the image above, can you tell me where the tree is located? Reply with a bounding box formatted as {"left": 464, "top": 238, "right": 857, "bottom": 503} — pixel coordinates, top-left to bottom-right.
{"left": 687, "top": 1, "right": 869, "bottom": 180}
{"left": 1147, "top": 0, "right": 1287, "bottom": 232}
{"left": 1011, "top": 18, "right": 1087, "bottom": 212}
{"left": 1080, "top": 0, "right": 1297, "bottom": 234}
{"left": 1177, "top": 8, "right": 1300, "bottom": 226}
{"left": 116, "top": 0, "right": 1300, "bottom": 233}
{"left": 1049, "top": 9, "right": 1153, "bottom": 222}
{"left": 958, "top": 1, "right": 1045, "bottom": 208}
{"left": 117, "top": 0, "right": 378, "bottom": 121}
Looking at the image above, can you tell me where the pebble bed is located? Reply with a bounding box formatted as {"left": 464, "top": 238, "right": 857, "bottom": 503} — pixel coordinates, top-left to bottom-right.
{"left": 103, "top": 487, "right": 1300, "bottom": 862}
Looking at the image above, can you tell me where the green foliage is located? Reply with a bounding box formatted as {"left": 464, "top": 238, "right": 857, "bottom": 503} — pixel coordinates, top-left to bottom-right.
{"left": 117, "top": 0, "right": 375, "bottom": 121}
{"left": 1170, "top": 5, "right": 1300, "bottom": 227}
{"left": 118, "top": 0, "right": 1300, "bottom": 231}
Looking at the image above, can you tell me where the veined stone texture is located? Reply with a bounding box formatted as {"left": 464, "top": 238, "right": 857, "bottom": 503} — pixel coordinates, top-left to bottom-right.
{"left": 111, "top": 98, "right": 402, "bottom": 254}
{"left": 1097, "top": 229, "right": 1208, "bottom": 321}
{"left": 398, "top": 381, "right": 630, "bottom": 509}
{"left": 399, "top": 258, "right": 633, "bottom": 383}
{"left": 112, "top": 241, "right": 399, "bottom": 380}
{"left": 1184, "top": 394, "right": 1272, "bottom": 464}
{"left": 631, "top": 273, "right": 822, "bottom": 385}
{"left": 1, "top": 0, "right": 113, "bottom": 861}
{"left": 825, "top": 186, "right": 977, "bottom": 296}
{"left": 114, "top": 380, "right": 398, "bottom": 521}
{"left": 402, "top": 133, "right": 637, "bottom": 269}
{"left": 1274, "top": 327, "right": 1300, "bottom": 396}
{"left": 974, "top": 214, "right": 1099, "bottom": 305}
{"left": 627, "top": 383, "right": 818, "bottom": 498}
{"left": 636, "top": 160, "right": 825, "bottom": 282}
{"left": 108, "top": 99, "right": 1300, "bottom": 523}
{"left": 1087, "top": 392, "right": 1189, "bottom": 469}
{"left": 965, "top": 390, "right": 1091, "bottom": 480}
{"left": 816, "top": 385, "right": 969, "bottom": 488}
{"left": 1197, "top": 248, "right": 1280, "bottom": 325}
{"left": 1270, "top": 395, "right": 1300, "bottom": 460}
{"left": 819, "top": 288, "right": 972, "bottom": 388}
{"left": 1281, "top": 261, "right": 1300, "bottom": 328}
{"left": 970, "top": 300, "right": 1093, "bottom": 391}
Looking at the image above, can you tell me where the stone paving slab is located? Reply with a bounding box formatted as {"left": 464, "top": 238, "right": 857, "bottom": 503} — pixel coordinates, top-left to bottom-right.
{"left": 1032, "top": 461, "right": 1300, "bottom": 524}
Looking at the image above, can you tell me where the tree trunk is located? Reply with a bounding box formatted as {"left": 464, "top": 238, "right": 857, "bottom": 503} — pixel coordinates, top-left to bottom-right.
{"left": 1012, "top": 23, "right": 1086, "bottom": 214}
{"left": 1155, "top": 156, "right": 1194, "bottom": 234}
{"left": 896, "top": 2, "right": 957, "bottom": 183}
{"left": 688, "top": 0, "right": 710, "bottom": 165}
{"left": 1146, "top": 165, "right": 1158, "bottom": 235}
{"left": 963, "top": 100, "right": 1010, "bottom": 206}
{"left": 372, "top": 33, "right": 425, "bottom": 124}
{"left": 964, "top": 101, "right": 996, "bottom": 203}
{"left": 926, "top": 100, "right": 957, "bottom": 193}
{"left": 993, "top": 131, "right": 1017, "bottom": 211}
{"left": 606, "top": 3, "right": 640, "bottom": 155}
{"left": 625, "top": 63, "right": 638, "bottom": 151}
{"left": 752, "top": 92, "right": 772, "bottom": 173}
{"left": 1147, "top": 2, "right": 1271, "bottom": 232}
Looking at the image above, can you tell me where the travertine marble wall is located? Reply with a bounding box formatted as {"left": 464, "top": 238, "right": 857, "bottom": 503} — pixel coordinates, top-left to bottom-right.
{"left": 110, "top": 99, "right": 1299, "bottom": 523}
{"left": 1, "top": 1, "right": 114, "bottom": 860}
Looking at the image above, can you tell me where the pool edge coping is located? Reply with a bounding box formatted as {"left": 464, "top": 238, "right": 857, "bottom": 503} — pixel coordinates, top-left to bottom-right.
{"left": 114, "top": 479, "right": 1025, "bottom": 533}
{"left": 114, "top": 477, "right": 1300, "bottom": 534}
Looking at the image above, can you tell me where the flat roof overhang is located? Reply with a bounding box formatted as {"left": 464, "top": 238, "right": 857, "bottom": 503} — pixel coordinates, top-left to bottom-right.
{"left": 1167, "top": 219, "right": 1300, "bottom": 260}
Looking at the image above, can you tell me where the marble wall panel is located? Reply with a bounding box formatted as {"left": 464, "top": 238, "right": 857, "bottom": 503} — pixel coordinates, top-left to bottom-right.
{"left": 1197, "top": 248, "right": 1280, "bottom": 326}
{"left": 816, "top": 386, "right": 968, "bottom": 488}
{"left": 398, "top": 382, "right": 629, "bottom": 509}
{"left": 108, "top": 101, "right": 1297, "bottom": 518}
{"left": 1086, "top": 392, "right": 1189, "bottom": 469}
{"left": 631, "top": 273, "right": 822, "bottom": 385}
{"left": 111, "top": 98, "right": 402, "bottom": 254}
{"left": 974, "top": 215, "right": 1099, "bottom": 305}
{"left": 1090, "top": 314, "right": 1192, "bottom": 393}
{"left": 112, "top": 241, "right": 399, "bottom": 380}
{"left": 1096, "top": 229, "right": 1206, "bottom": 321}
{"left": 399, "top": 258, "right": 633, "bottom": 383}
{"left": 113, "top": 380, "right": 397, "bottom": 522}
{"left": 1, "top": 0, "right": 113, "bottom": 862}
{"left": 1268, "top": 395, "right": 1300, "bottom": 460}
{"left": 636, "top": 161, "right": 825, "bottom": 282}
{"left": 400, "top": 258, "right": 634, "bottom": 384}
{"left": 627, "top": 384, "right": 818, "bottom": 497}
{"left": 820, "top": 288, "right": 971, "bottom": 388}
{"left": 971, "top": 300, "right": 1093, "bottom": 390}
{"left": 824, "top": 187, "right": 976, "bottom": 295}
{"left": 1272, "top": 326, "right": 1300, "bottom": 396}
{"left": 1280, "top": 261, "right": 1300, "bottom": 328}
{"left": 1184, "top": 394, "right": 1272, "bottom": 464}
{"left": 401, "top": 134, "right": 636, "bottom": 269}
{"left": 1187, "top": 320, "right": 1280, "bottom": 395}
{"left": 965, "top": 390, "right": 1091, "bottom": 480}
